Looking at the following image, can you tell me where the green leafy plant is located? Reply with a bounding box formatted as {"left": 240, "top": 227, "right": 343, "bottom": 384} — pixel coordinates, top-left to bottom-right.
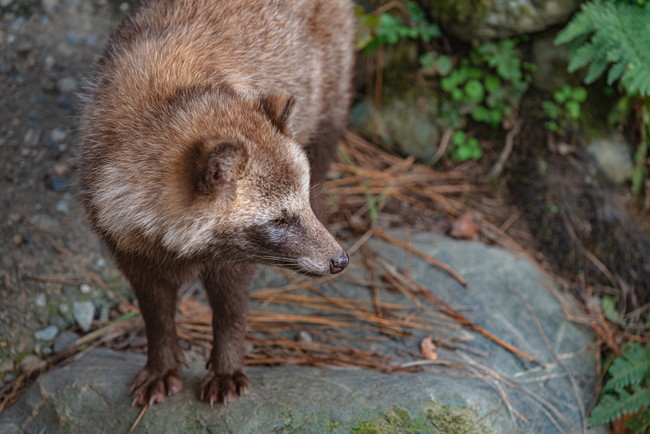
{"left": 589, "top": 342, "right": 650, "bottom": 432}
{"left": 555, "top": 0, "right": 650, "bottom": 193}
{"left": 357, "top": 2, "right": 440, "bottom": 55}
{"left": 436, "top": 39, "right": 533, "bottom": 130}
{"left": 450, "top": 130, "right": 482, "bottom": 162}
{"left": 541, "top": 85, "right": 588, "bottom": 133}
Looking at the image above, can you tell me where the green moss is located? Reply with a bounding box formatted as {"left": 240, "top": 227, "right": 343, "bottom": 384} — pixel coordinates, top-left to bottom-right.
{"left": 428, "top": 0, "right": 493, "bottom": 26}
{"left": 424, "top": 402, "right": 495, "bottom": 434}
{"left": 351, "top": 402, "right": 494, "bottom": 434}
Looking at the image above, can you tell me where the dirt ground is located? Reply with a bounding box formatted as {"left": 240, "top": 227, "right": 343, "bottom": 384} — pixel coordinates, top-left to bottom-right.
{"left": 0, "top": 0, "right": 126, "bottom": 380}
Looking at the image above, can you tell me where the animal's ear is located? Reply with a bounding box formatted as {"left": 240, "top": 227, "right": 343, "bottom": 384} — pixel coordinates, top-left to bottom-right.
{"left": 259, "top": 92, "right": 296, "bottom": 135}
{"left": 198, "top": 141, "right": 248, "bottom": 195}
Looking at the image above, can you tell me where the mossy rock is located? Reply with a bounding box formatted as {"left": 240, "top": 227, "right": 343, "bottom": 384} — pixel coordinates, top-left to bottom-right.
{"left": 426, "top": 0, "right": 582, "bottom": 41}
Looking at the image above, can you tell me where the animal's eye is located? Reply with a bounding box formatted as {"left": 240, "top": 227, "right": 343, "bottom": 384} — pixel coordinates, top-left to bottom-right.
{"left": 270, "top": 218, "right": 287, "bottom": 227}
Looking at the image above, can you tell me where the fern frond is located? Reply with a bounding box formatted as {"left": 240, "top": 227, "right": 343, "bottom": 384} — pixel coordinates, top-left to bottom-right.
{"left": 604, "top": 343, "right": 650, "bottom": 392}
{"left": 625, "top": 407, "right": 650, "bottom": 434}
{"left": 589, "top": 387, "right": 650, "bottom": 426}
{"left": 555, "top": 0, "right": 650, "bottom": 96}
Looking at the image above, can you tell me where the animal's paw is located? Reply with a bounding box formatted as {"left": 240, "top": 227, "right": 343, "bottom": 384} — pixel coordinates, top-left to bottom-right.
{"left": 200, "top": 370, "right": 249, "bottom": 407}
{"left": 129, "top": 366, "right": 183, "bottom": 406}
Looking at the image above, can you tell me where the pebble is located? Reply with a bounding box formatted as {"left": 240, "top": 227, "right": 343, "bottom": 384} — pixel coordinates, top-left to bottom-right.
{"left": 42, "top": 0, "right": 59, "bottom": 11}
{"left": 53, "top": 331, "right": 80, "bottom": 354}
{"left": 34, "top": 325, "right": 59, "bottom": 341}
{"left": 58, "top": 303, "right": 69, "bottom": 315}
{"left": 56, "top": 93, "right": 75, "bottom": 111}
{"left": 79, "top": 283, "right": 91, "bottom": 294}
{"left": 20, "top": 355, "right": 44, "bottom": 371}
{"left": 53, "top": 163, "right": 71, "bottom": 177}
{"left": 50, "top": 128, "right": 67, "bottom": 143}
{"left": 0, "top": 0, "right": 13, "bottom": 8}
{"left": 94, "top": 257, "right": 106, "bottom": 269}
{"left": 10, "top": 17, "right": 25, "bottom": 31}
{"left": 586, "top": 136, "right": 633, "bottom": 184}
{"left": 44, "top": 55, "right": 56, "bottom": 70}
{"left": 55, "top": 199, "right": 69, "bottom": 214}
{"left": 23, "top": 128, "right": 40, "bottom": 147}
{"left": 12, "top": 234, "right": 23, "bottom": 246}
{"left": 35, "top": 293, "right": 47, "bottom": 308}
{"left": 56, "top": 76, "right": 78, "bottom": 93}
{"left": 73, "top": 301, "right": 95, "bottom": 332}
{"left": 30, "top": 213, "right": 59, "bottom": 232}
{"left": 44, "top": 174, "right": 69, "bottom": 192}
{"left": 296, "top": 330, "right": 313, "bottom": 342}
{"left": 0, "top": 360, "right": 14, "bottom": 375}
{"left": 7, "top": 213, "right": 22, "bottom": 225}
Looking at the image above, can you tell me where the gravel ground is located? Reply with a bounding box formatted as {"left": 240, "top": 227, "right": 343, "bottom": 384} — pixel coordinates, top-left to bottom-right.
{"left": 0, "top": 0, "right": 126, "bottom": 385}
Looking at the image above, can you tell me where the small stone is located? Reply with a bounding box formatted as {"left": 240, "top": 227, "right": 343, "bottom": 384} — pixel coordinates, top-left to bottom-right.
{"left": 10, "top": 17, "right": 25, "bottom": 31}
{"left": 586, "top": 136, "right": 634, "bottom": 184}
{"left": 94, "top": 257, "right": 106, "bottom": 269}
{"left": 14, "top": 40, "right": 32, "bottom": 54}
{"left": 79, "top": 283, "right": 91, "bottom": 294}
{"left": 23, "top": 128, "right": 40, "bottom": 147}
{"left": 56, "top": 76, "right": 78, "bottom": 93}
{"left": 35, "top": 293, "right": 46, "bottom": 308}
{"left": 0, "top": 0, "right": 13, "bottom": 8}
{"left": 56, "top": 93, "right": 75, "bottom": 111}
{"left": 73, "top": 301, "right": 95, "bottom": 332}
{"left": 55, "top": 200, "right": 69, "bottom": 214}
{"left": 7, "top": 213, "right": 22, "bottom": 225}
{"left": 34, "top": 325, "right": 59, "bottom": 341}
{"left": 296, "top": 330, "right": 313, "bottom": 343}
{"left": 53, "top": 331, "right": 80, "bottom": 354}
{"left": 44, "top": 174, "right": 69, "bottom": 192}
{"left": 50, "top": 128, "right": 67, "bottom": 143}
{"left": 44, "top": 55, "right": 56, "bottom": 70}
{"left": 12, "top": 234, "right": 23, "bottom": 246}
{"left": 20, "top": 355, "right": 43, "bottom": 371}
{"left": 42, "top": 0, "right": 59, "bottom": 10}
{"left": 30, "top": 213, "right": 59, "bottom": 232}
{"left": 58, "top": 303, "right": 69, "bottom": 315}
{"left": 0, "top": 360, "right": 13, "bottom": 377}
{"left": 53, "top": 163, "right": 71, "bottom": 177}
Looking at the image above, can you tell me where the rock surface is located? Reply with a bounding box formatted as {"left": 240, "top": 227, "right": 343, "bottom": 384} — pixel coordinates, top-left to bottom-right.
{"left": 428, "top": 0, "right": 581, "bottom": 41}
{"left": 1, "top": 232, "right": 601, "bottom": 433}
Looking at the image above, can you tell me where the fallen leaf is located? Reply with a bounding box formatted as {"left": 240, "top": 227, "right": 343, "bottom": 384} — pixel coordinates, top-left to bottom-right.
{"left": 450, "top": 213, "right": 478, "bottom": 239}
{"left": 420, "top": 336, "right": 438, "bottom": 360}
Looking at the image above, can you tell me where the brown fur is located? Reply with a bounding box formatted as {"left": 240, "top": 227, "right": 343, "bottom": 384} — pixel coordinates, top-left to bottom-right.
{"left": 79, "top": 0, "right": 355, "bottom": 406}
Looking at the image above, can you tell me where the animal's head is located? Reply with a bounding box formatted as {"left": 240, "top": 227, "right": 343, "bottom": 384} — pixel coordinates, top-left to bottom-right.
{"left": 167, "top": 90, "right": 348, "bottom": 275}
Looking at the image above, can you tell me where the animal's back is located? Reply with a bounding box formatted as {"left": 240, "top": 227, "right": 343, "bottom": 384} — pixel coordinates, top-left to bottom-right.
{"left": 89, "top": 0, "right": 354, "bottom": 147}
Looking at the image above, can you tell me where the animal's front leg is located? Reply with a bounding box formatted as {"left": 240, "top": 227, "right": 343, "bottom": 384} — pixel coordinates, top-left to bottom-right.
{"left": 200, "top": 262, "right": 257, "bottom": 406}
{"left": 114, "top": 252, "right": 185, "bottom": 406}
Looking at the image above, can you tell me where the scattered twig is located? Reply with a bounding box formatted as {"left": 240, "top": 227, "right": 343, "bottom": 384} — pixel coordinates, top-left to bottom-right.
{"left": 130, "top": 404, "right": 148, "bottom": 432}
{"left": 487, "top": 119, "right": 523, "bottom": 180}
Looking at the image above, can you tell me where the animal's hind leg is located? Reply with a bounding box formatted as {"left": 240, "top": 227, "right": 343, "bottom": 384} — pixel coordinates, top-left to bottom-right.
{"left": 306, "top": 124, "right": 346, "bottom": 223}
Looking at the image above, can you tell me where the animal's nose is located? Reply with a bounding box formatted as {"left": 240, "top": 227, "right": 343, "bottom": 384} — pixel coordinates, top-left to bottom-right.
{"left": 329, "top": 251, "right": 349, "bottom": 274}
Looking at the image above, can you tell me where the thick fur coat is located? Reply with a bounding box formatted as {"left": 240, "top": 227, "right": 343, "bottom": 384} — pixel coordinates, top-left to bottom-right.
{"left": 79, "top": 0, "right": 355, "bottom": 406}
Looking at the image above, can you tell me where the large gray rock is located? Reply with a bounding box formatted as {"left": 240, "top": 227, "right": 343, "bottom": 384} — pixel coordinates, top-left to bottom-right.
{"left": 0, "top": 232, "right": 600, "bottom": 433}
{"left": 428, "top": 0, "right": 582, "bottom": 41}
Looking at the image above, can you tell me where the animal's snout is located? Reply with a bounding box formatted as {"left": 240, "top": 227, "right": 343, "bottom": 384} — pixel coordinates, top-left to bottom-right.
{"left": 329, "top": 251, "right": 349, "bottom": 274}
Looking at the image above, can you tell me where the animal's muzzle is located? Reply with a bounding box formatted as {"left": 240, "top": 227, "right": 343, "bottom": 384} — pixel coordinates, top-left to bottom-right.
{"left": 329, "top": 251, "right": 349, "bottom": 274}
